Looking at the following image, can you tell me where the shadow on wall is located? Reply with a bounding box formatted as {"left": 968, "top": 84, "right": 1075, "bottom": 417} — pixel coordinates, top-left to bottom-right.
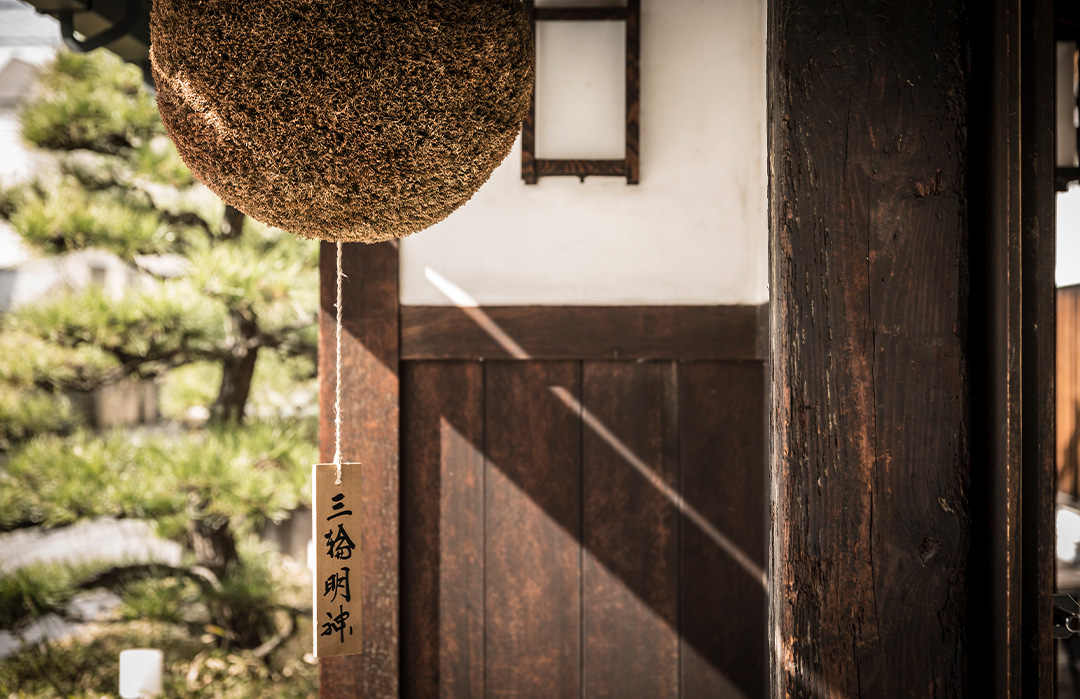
{"left": 396, "top": 310, "right": 767, "bottom": 697}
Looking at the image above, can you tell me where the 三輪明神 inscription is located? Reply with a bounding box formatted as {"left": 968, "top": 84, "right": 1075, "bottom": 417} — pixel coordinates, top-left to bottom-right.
{"left": 313, "top": 462, "right": 362, "bottom": 657}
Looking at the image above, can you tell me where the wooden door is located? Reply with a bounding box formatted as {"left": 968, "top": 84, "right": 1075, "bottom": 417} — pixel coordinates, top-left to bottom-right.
{"left": 400, "top": 355, "right": 767, "bottom": 698}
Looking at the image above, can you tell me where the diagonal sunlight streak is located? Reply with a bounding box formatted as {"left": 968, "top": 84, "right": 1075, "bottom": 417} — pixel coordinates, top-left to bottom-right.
{"left": 423, "top": 266, "right": 797, "bottom": 694}
{"left": 423, "top": 265, "right": 768, "bottom": 590}
{"left": 423, "top": 267, "right": 529, "bottom": 359}
{"left": 549, "top": 385, "right": 769, "bottom": 591}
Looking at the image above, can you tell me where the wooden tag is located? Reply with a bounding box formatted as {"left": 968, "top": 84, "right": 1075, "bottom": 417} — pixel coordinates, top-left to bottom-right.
{"left": 312, "top": 462, "right": 362, "bottom": 657}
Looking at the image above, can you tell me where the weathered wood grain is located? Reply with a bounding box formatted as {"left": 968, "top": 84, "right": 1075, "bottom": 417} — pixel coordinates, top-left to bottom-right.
{"left": 318, "top": 241, "right": 399, "bottom": 698}
{"left": 680, "top": 361, "right": 766, "bottom": 698}
{"left": 484, "top": 361, "right": 582, "bottom": 697}
{"left": 533, "top": 7, "right": 628, "bottom": 21}
{"left": 401, "top": 362, "right": 484, "bottom": 698}
{"left": 581, "top": 361, "right": 679, "bottom": 699}
{"left": 401, "top": 305, "right": 764, "bottom": 361}
{"left": 769, "top": 2, "right": 971, "bottom": 695}
{"left": 534, "top": 159, "right": 626, "bottom": 180}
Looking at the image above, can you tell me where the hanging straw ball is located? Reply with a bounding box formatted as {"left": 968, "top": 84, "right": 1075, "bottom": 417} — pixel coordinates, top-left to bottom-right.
{"left": 149, "top": 1, "right": 533, "bottom": 243}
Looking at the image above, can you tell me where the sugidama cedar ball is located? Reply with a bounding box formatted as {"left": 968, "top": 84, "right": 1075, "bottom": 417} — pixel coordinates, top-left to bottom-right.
{"left": 150, "top": 0, "right": 534, "bottom": 243}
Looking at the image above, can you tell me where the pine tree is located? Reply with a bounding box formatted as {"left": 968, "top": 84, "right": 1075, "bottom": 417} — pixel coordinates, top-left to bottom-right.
{"left": 0, "top": 50, "right": 318, "bottom": 697}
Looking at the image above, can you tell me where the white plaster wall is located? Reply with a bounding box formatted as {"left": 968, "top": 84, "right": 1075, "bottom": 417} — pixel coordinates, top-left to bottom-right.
{"left": 400, "top": 0, "right": 768, "bottom": 306}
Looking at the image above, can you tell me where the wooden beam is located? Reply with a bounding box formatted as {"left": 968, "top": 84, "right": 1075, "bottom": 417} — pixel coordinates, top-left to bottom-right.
{"left": 400, "top": 305, "right": 764, "bottom": 361}
{"left": 768, "top": 0, "right": 1055, "bottom": 695}
{"left": 534, "top": 159, "right": 626, "bottom": 179}
{"left": 533, "top": 7, "right": 629, "bottom": 21}
{"left": 318, "top": 241, "right": 399, "bottom": 698}
{"left": 769, "top": 2, "right": 973, "bottom": 695}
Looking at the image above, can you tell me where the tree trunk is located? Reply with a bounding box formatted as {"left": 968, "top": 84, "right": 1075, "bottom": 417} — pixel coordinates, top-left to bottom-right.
{"left": 186, "top": 512, "right": 238, "bottom": 580}
{"left": 185, "top": 504, "right": 273, "bottom": 649}
{"left": 220, "top": 205, "right": 246, "bottom": 240}
{"left": 213, "top": 310, "right": 259, "bottom": 424}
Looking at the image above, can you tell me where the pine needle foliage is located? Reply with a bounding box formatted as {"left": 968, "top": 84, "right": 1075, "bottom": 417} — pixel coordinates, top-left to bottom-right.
{"left": 1, "top": 48, "right": 318, "bottom": 422}
{"left": 19, "top": 49, "right": 161, "bottom": 155}
{"left": 0, "top": 419, "right": 315, "bottom": 536}
{"left": 0, "top": 48, "right": 319, "bottom": 696}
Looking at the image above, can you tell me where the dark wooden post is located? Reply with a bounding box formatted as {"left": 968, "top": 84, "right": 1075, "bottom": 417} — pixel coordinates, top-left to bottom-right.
{"left": 318, "top": 241, "right": 400, "bottom": 698}
{"left": 768, "top": 0, "right": 1054, "bottom": 696}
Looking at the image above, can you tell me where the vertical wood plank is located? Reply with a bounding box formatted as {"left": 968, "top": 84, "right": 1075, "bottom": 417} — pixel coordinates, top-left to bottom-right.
{"left": 969, "top": 0, "right": 1056, "bottom": 694}
{"left": 978, "top": 3, "right": 1023, "bottom": 690}
{"left": 581, "top": 361, "right": 678, "bottom": 699}
{"left": 680, "top": 361, "right": 766, "bottom": 699}
{"left": 318, "top": 241, "right": 399, "bottom": 698}
{"left": 484, "top": 361, "right": 582, "bottom": 698}
{"left": 1059, "top": 287, "right": 1080, "bottom": 498}
{"left": 1018, "top": 1, "right": 1056, "bottom": 692}
{"left": 401, "top": 361, "right": 485, "bottom": 698}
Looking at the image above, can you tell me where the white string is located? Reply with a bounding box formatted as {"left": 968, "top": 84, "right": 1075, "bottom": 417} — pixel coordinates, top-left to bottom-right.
{"left": 333, "top": 241, "right": 344, "bottom": 484}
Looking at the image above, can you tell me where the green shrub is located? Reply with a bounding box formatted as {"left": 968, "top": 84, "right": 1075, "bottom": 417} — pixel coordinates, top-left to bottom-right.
{"left": 0, "top": 420, "right": 315, "bottom": 534}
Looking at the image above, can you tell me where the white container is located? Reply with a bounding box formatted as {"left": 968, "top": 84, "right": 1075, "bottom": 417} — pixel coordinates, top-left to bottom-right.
{"left": 119, "top": 648, "right": 163, "bottom": 698}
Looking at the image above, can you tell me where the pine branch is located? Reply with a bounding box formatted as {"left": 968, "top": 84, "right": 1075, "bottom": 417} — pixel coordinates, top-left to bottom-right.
{"left": 159, "top": 209, "right": 213, "bottom": 237}
{"left": 252, "top": 607, "right": 299, "bottom": 660}
{"left": 256, "top": 320, "right": 318, "bottom": 354}
{"left": 76, "top": 562, "right": 221, "bottom": 596}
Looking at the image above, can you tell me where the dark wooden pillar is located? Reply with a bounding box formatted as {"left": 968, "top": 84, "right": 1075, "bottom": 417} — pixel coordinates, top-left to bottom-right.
{"left": 977, "top": 1, "right": 1056, "bottom": 695}
{"left": 319, "top": 241, "right": 400, "bottom": 698}
{"left": 768, "top": 0, "right": 1054, "bottom": 696}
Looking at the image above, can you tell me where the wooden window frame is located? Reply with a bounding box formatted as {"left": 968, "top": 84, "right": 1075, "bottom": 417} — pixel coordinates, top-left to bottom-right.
{"left": 521, "top": 0, "right": 640, "bottom": 184}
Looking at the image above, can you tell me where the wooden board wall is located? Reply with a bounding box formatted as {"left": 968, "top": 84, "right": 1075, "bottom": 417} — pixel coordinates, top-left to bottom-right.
{"left": 321, "top": 244, "right": 768, "bottom": 698}
{"left": 400, "top": 357, "right": 766, "bottom": 698}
